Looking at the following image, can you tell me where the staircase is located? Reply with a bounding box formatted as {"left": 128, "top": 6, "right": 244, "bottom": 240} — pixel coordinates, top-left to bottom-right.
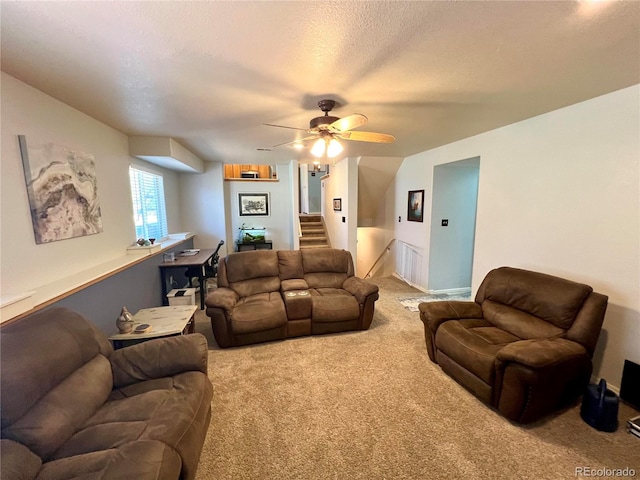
{"left": 299, "top": 214, "right": 330, "bottom": 250}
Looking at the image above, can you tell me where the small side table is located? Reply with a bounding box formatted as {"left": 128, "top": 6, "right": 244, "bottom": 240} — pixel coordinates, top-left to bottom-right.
{"left": 109, "top": 305, "right": 197, "bottom": 349}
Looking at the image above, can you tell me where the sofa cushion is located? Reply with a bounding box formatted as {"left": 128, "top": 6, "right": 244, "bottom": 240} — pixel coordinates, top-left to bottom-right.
{"left": 482, "top": 300, "right": 565, "bottom": 340}
{"left": 305, "top": 272, "right": 348, "bottom": 289}
{"left": 278, "top": 250, "right": 304, "bottom": 280}
{"left": 226, "top": 250, "right": 279, "bottom": 283}
{"left": 230, "top": 276, "right": 281, "bottom": 298}
{"left": 301, "top": 249, "right": 353, "bottom": 275}
{"left": 38, "top": 440, "right": 181, "bottom": 480}
{"left": 231, "top": 292, "right": 287, "bottom": 334}
{"left": 310, "top": 291, "right": 360, "bottom": 323}
{"left": 435, "top": 319, "right": 520, "bottom": 385}
{"left": 52, "top": 371, "right": 210, "bottom": 458}
{"left": 0, "top": 439, "right": 42, "bottom": 480}
{"left": 1, "top": 308, "right": 112, "bottom": 433}
{"left": 476, "top": 267, "right": 592, "bottom": 329}
{"left": 3, "top": 354, "right": 113, "bottom": 460}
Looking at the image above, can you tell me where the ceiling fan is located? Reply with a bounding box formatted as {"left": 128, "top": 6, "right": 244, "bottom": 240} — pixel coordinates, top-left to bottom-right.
{"left": 264, "top": 99, "right": 395, "bottom": 158}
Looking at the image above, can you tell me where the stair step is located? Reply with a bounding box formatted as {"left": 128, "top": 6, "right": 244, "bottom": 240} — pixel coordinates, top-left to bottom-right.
{"left": 301, "top": 229, "right": 325, "bottom": 236}
{"left": 300, "top": 222, "right": 323, "bottom": 228}
{"left": 300, "top": 244, "right": 330, "bottom": 249}
{"left": 300, "top": 215, "right": 322, "bottom": 223}
{"left": 300, "top": 236, "right": 327, "bottom": 244}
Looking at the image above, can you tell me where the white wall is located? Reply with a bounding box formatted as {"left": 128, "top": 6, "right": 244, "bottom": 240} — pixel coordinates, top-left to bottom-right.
{"left": 393, "top": 85, "right": 640, "bottom": 389}
{"left": 0, "top": 73, "right": 182, "bottom": 298}
{"left": 179, "top": 161, "right": 228, "bottom": 255}
{"left": 322, "top": 157, "right": 358, "bottom": 254}
{"left": 356, "top": 166, "right": 398, "bottom": 278}
{"left": 224, "top": 164, "right": 294, "bottom": 251}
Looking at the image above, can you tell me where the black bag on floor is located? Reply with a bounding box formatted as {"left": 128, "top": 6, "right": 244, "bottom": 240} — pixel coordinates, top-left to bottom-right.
{"left": 580, "top": 378, "right": 619, "bottom": 432}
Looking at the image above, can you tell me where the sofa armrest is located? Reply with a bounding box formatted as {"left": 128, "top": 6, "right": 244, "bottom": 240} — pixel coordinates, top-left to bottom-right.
{"left": 110, "top": 333, "right": 209, "bottom": 388}
{"left": 496, "top": 338, "right": 588, "bottom": 368}
{"left": 343, "top": 277, "right": 379, "bottom": 304}
{"left": 0, "top": 439, "right": 42, "bottom": 480}
{"left": 205, "top": 287, "right": 238, "bottom": 313}
{"left": 418, "top": 301, "right": 482, "bottom": 333}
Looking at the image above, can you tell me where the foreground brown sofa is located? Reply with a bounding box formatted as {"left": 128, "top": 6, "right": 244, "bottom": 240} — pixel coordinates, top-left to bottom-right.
{"left": 1, "top": 307, "right": 213, "bottom": 480}
{"left": 205, "top": 248, "right": 379, "bottom": 347}
{"left": 419, "top": 266, "right": 608, "bottom": 423}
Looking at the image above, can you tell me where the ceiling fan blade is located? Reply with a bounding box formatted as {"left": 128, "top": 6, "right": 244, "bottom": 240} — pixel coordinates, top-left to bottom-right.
{"left": 270, "top": 135, "right": 318, "bottom": 149}
{"left": 338, "top": 131, "right": 395, "bottom": 143}
{"left": 264, "top": 123, "right": 307, "bottom": 131}
{"left": 330, "top": 114, "right": 368, "bottom": 132}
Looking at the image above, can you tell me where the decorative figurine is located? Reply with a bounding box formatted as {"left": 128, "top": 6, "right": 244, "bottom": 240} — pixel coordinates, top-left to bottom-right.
{"left": 116, "top": 306, "right": 134, "bottom": 333}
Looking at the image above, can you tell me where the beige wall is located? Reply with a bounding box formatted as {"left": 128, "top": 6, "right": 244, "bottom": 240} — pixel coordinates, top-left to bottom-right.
{"left": 0, "top": 73, "right": 183, "bottom": 300}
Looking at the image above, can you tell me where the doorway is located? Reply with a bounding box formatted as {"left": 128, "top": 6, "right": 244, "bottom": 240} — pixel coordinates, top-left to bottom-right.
{"left": 299, "top": 164, "right": 327, "bottom": 214}
{"left": 427, "top": 157, "right": 480, "bottom": 291}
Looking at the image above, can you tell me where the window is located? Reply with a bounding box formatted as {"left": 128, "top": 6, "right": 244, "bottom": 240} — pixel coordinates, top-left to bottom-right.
{"left": 129, "top": 167, "right": 168, "bottom": 240}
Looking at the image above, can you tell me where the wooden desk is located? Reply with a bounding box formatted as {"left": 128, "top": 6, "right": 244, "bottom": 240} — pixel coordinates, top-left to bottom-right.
{"left": 109, "top": 305, "right": 197, "bottom": 349}
{"left": 159, "top": 249, "right": 215, "bottom": 309}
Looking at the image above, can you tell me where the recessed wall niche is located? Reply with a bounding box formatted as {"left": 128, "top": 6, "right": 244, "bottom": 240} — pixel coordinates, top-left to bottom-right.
{"left": 224, "top": 164, "right": 277, "bottom": 181}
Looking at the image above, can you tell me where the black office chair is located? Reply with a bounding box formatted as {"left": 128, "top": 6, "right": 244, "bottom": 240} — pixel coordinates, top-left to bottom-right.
{"left": 187, "top": 240, "right": 224, "bottom": 291}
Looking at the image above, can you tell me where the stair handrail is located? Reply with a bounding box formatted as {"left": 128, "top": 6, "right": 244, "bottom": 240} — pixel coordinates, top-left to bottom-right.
{"left": 297, "top": 216, "right": 302, "bottom": 238}
{"left": 364, "top": 238, "right": 396, "bottom": 279}
{"left": 321, "top": 216, "right": 332, "bottom": 248}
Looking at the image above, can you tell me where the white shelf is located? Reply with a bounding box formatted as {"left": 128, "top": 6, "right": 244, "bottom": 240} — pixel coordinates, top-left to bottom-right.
{"left": 1, "top": 234, "right": 196, "bottom": 324}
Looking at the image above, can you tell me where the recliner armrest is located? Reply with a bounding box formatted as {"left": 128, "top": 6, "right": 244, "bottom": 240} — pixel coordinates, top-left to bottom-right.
{"left": 205, "top": 287, "right": 239, "bottom": 313}
{"left": 419, "top": 301, "right": 482, "bottom": 332}
{"left": 343, "top": 276, "right": 379, "bottom": 303}
{"left": 496, "top": 338, "right": 588, "bottom": 368}
{"left": 110, "top": 333, "right": 209, "bottom": 388}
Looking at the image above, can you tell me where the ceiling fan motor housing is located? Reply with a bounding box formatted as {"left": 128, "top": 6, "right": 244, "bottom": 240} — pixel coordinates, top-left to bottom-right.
{"left": 310, "top": 115, "right": 340, "bottom": 130}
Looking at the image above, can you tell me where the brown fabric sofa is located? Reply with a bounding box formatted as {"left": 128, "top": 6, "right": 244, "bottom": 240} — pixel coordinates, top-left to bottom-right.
{"left": 0, "top": 307, "right": 213, "bottom": 480}
{"left": 419, "top": 266, "right": 608, "bottom": 424}
{"left": 205, "top": 248, "right": 379, "bottom": 347}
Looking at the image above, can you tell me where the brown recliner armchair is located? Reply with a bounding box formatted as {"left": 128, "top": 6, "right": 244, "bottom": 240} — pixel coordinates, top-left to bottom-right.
{"left": 419, "top": 266, "right": 608, "bottom": 423}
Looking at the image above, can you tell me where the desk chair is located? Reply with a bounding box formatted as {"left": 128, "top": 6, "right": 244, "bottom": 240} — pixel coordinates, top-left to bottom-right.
{"left": 187, "top": 240, "right": 224, "bottom": 292}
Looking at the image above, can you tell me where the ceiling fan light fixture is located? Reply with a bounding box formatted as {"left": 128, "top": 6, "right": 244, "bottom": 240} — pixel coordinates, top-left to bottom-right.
{"left": 327, "top": 138, "right": 343, "bottom": 158}
{"left": 310, "top": 138, "right": 326, "bottom": 157}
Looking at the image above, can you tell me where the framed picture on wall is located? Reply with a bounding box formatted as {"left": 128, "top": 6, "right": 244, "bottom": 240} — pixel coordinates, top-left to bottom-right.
{"left": 407, "top": 190, "right": 424, "bottom": 222}
{"left": 333, "top": 198, "right": 342, "bottom": 211}
{"left": 239, "top": 193, "right": 270, "bottom": 216}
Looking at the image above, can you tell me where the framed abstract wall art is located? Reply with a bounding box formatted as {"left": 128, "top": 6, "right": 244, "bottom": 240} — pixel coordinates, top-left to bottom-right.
{"left": 18, "top": 135, "right": 103, "bottom": 244}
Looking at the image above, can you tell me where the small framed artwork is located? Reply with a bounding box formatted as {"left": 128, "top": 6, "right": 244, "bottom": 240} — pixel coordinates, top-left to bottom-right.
{"left": 333, "top": 198, "right": 342, "bottom": 211}
{"left": 407, "top": 190, "right": 424, "bottom": 222}
{"left": 239, "top": 193, "right": 270, "bottom": 216}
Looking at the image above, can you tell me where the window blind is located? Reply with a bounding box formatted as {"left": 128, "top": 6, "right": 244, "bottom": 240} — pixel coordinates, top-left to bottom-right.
{"left": 129, "top": 167, "right": 168, "bottom": 240}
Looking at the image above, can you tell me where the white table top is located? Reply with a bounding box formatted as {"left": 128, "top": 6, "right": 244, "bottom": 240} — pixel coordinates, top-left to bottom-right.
{"left": 109, "top": 305, "right": 197, "bottom": 340}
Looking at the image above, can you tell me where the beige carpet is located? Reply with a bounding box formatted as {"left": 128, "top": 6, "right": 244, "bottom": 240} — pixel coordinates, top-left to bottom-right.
{"left": 193, "top": 277, "right": 639, "bottom": 480}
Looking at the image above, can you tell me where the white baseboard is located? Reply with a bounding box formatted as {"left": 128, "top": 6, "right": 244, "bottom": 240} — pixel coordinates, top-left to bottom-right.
{"left": 392, "top": 273, "right": 428, "bottom": 293}
{"left": 425, "top": 287, "right": 472, "bottom": 296}
{"left": 590, "top": 375, "right": 620, "bottom": 395}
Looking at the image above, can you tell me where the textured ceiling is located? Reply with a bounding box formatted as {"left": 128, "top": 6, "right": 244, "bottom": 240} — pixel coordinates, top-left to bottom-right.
{"left": 1, "top": 1, "right": 638, "bottom": 164}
